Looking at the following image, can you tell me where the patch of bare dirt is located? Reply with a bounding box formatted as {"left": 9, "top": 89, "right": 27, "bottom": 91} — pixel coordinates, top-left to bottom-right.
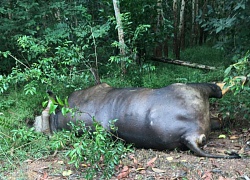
{"left": 3, "top": 129, "right": 250, "bottom": 180}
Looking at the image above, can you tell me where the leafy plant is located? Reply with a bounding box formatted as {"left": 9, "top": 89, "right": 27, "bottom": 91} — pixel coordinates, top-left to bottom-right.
{"left": 65, "top": 119, "right": 131, "bottom": 179}
{"left": 198, "top": 0, "right": 250, "bottom": 55}
{"left": 224, "top": 51, "right": 250, "bottom": 94}
{"left": 218, "top": 51, "right": 250, "bottom": 125}
{"left": 44, "top": 95, "right": 132, "bottom": 179}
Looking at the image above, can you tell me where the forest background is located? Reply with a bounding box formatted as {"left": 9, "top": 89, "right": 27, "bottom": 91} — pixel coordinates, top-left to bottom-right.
{"left": 0, "top": 0, "right": 250, "bottom": 179}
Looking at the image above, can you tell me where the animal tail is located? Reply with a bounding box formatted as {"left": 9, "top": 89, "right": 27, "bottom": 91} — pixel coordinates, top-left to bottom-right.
{"left": 183, "top": 135, "right": 241, "bottom": 159}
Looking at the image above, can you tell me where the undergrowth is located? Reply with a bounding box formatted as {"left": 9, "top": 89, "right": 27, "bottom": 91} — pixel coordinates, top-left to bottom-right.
{"left": 0, "top": 46, "right": 249, "bottom": 179}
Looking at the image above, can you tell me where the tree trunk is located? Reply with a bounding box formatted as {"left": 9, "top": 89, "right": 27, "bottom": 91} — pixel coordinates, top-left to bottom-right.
{"left": 195, "top": 0, "right": 199, "bottom": 44}
{"left": 112, "top": 0, "right": 126, "bottom": 74}
{"left": 151, "top": 57, "right": 216, "bottom": 70}
{"left": 199, "top": 0, "right": 208, "bottom": 45}
{"left": 173, "top": 0, "right": 178, "bottom": 58}
{"left": 154, "top": 0, "right": 165, "bottom": 57}
{"left": 179, "top": 0, "right": 186, "bottom": 50}
{"left": 191, "top": 0, "right": 195, "bottom": 45}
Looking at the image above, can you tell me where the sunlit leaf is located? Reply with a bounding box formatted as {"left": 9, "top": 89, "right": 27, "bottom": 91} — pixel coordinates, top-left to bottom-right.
{"left": 218, "top": 134, "right": 226, "bottom": 139}
{"left": 49, "top": 104, "right": 58, "bottom": 114}
{"left": 56, "top": 96, "right": 64, "bottom": 106}
{"left": 152, "top": 167, "right": 165, "bottom": 173}
{"left": 62, "top": 170, "right": 72, "bottom": 176}
{"left": 166, "top": 157, "right": 173, "bottom": 161}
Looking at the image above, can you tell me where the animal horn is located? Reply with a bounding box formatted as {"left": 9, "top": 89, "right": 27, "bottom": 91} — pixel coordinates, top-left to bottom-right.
{"left": 216, "top": 75, "right": 248, "bottom": 96}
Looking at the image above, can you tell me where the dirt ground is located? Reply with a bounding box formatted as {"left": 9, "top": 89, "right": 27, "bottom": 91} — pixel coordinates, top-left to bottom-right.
{"left": 3, "top": 127, "right": 250, "bottom": 180}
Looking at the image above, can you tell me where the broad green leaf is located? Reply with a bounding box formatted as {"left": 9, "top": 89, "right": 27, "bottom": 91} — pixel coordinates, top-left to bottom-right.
{"left": 56, "top": 96, "right": 64, "bottom": 106}
{"left": 42, "top": 100, "right": 48, "bottom": 107}
{"left": 224, "top": 66, "right": 232, "bottom": 76}
{"left": 49, "top": 104, "right": 58, "bottom": 114}
{"left": 64, "top": 97, "right": 69, "bottom": 107}
{"left": 61, "top": 107, "right": 68, "bottom": 116}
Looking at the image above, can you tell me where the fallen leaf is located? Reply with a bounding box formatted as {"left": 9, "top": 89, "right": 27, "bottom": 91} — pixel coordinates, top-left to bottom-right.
{"left": 152, "top": 167, "right": 165, "bottom": 173}
{"left": 218, "top": 176, "right": 225, "bottom": 180}
{"left": 166, "top": 157, "right": 173, "bottom": 161}
{"left": 41, "top": 171, "right": 48, "bottom": 180}
{"left": 62, "top": 170, "right": 73, "bottom": 177}
{"left": 57, "top": 160, "right": 64, "bottom": 165}
{"left": 133, "top": 157, "right": 138, "bottom": 165}
{"left": 238, "top": 147, "right": 245, "bottom": 154}
{"left": 139, "top": 170, "right": 146, "bottom": 174}
{"left": 117, "top": 166, "right": 129, "bottom": 179}
{"left": 201, "top": 171, "right": 213, "bottom": 180}
{"left": 147, "top": 156, "right": 157, "bottom": 167}
{"left": 197, "top": 170, "right": 202, "bottom": 176}
{"left": 128, "top": 154, "right": 135, "bottom": 159}
{"left": 39, "top": 166, "right": 49, "bottom": 170}
{"left": 218, "top": 176, "right": 229, "bottom": 180}
{"left": 128, "top": 154, "right": 138, "bottom": 166}
{"left": 81, "top": 164, "right": 88, "bottom": 167}
{"left": 23, "top": 159, "right": 33, "bottom": 163}
{"left": 136, "top": 167, "right": 145, "bottom": 171}
{"left": 218, "top": 134, "right": 226, "bottom": 139}
{"left": 229, "top": 135, "right": 239, "bottom": 140}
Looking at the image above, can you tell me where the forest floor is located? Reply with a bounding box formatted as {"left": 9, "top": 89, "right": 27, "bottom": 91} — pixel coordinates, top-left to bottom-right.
{"left": 4, "top": 127, "right": 250, "bottom": 180}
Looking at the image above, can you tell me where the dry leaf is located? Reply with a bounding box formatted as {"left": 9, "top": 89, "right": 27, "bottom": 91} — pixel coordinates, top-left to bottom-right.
{"left": 128, "top": 154, "right": 138, "bottom": 166}
{"left": 81, "top": 164, "right": 88, "bottom": 167}
{"left": 152, "top": 167, "right": 165, "bottom": 173}
{"left": 238, "top": 147, "right": 245, "bottom": 154}
{"left": 117, "top": 166, "right": 129, "bottom": 179}
{"left": 201, "top": 171, "right": 213, "bottom": 180}
{"left": 39, "top": 166, "right": 49, "bottom": 170}
{"left": 62, "top": 170, "right": 73, "bottom": 177}
{"left": 136, "top": 167, "right": 145, "bottom": 171}
{"left": 128, "top": 154, "right": 135, "bottom": 159}
{"left": 147, "top": 156, "right": 157, "bottom": 167}
{"left": 229, "top": 135, "right": 239, "bottom": 140}
{"left": 166, "top": 157, "right": 173, "bottom": 161}
{"left": 139, "top": 170, "right": 146, "bottom": 174}
{"left": 41, "top": 171, "right": 48, "bottom": 180}
{"left": 218, "top": 176, "right": 228, "bottom": 180}
{"left": 57, "top": 160, "right": 64, "bottom": 165}
{"left": 23, "top": 159, "right": 33, "bottom": 163}
{"left": 197, "top": 170, "right": 202, "bottom": 176}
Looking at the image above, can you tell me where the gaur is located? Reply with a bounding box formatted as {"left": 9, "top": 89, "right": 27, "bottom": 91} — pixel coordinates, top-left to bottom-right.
{"left": 43, "top": 83, "right": 240, "bottom": 158}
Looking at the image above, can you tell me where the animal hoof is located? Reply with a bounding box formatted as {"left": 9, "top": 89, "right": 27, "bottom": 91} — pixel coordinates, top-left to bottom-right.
{"left": 198, "top": 134, "right": 206, "bottom": 145}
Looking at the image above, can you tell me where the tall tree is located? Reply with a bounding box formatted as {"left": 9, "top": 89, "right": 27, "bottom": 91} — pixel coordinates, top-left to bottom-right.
{"left": 179, "top": 0, "right": 186, "bottom": 50}
{"left": 154, "top": 0, "right": 165, "bottom": 57}
{"left": 173, "top": 0, "right": 178, "bottom": 58}
{"left": 173, "top": 0, "right": 186, "bottom": 59}
{"left": 112, "top": 0, "right": 126, "bottom": 74}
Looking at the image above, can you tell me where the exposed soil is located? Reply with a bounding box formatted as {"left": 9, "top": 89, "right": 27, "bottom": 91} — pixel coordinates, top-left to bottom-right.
{"left": 3, "top": 128, "right": 250, "bottom": 180}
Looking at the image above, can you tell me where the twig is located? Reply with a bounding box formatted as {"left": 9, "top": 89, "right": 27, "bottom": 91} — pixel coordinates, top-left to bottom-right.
{"left": 8, "top": 53, "right": 30, "bottom": 69}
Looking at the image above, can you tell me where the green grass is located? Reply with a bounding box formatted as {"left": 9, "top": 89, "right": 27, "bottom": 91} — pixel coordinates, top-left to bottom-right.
{"left": 181, "top": 46, "right": 230, "bottom": 67}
